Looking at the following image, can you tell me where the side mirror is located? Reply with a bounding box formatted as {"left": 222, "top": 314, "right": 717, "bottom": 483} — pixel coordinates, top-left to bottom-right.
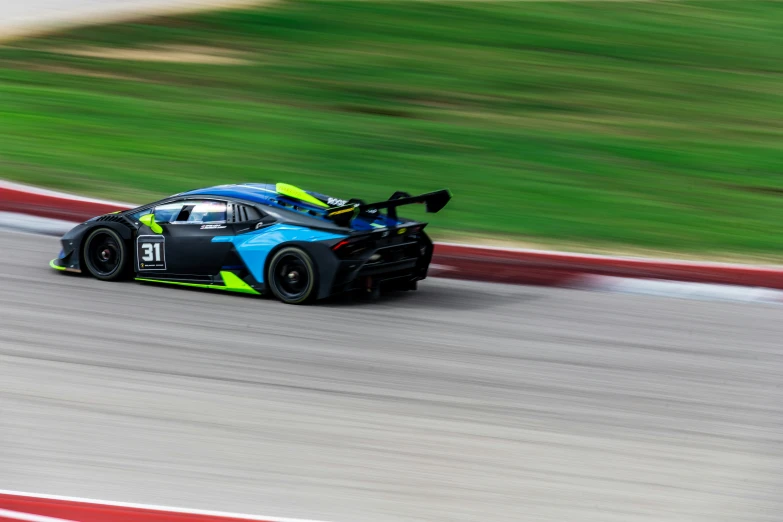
{"left": 139, "top": 213, "right": 163, "bottom": 234}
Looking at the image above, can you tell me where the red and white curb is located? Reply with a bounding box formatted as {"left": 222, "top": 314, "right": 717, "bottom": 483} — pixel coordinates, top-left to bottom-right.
{"left": 0, "top": 490, "right": 329, "bottom": 522}
{"left": 3, "top": 178, "right": 783, "bottom": 303}
{"left": 0, "top": 212, "right": 80, "bottom": 237}
{"left": 0, "top": 508, "right": 76, "bottom": 522}
{"left": 0, "top": 180, "right": 131, "bottom": 222}
{"left": 575, "top": 274, "right": 783, "bottom": 305}
{"left": 431, "top": 242, "right": 783, "bottom": 290}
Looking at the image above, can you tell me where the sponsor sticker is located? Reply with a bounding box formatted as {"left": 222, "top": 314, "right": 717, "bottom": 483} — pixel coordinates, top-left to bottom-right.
{"left": 327, "top": 197, "right": 348, "bottom": 206}
{"left": 137, "top": 235, "right": 166, "bottom": 270}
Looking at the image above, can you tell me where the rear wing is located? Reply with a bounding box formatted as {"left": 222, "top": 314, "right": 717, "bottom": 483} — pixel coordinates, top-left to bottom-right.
{"left": 325, "top": 189, "right": 451, "bottom": 227}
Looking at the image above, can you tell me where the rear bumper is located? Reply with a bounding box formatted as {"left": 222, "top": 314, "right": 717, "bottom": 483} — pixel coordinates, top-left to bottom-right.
{"left": 329, "top": 232, "right": 433, "bottom": 294}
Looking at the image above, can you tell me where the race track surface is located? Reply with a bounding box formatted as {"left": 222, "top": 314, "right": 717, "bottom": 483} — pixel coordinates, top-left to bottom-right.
{"left": 1, "top": 230, "right": 782, "bottom": 522}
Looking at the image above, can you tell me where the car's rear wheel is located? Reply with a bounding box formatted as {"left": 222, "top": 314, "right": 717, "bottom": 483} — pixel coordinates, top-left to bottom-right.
{"left": 83, "top": 228, "right": 129, "bottom": 281}
{"left": 267, "top": 247, "right": 317, "bottom": 304}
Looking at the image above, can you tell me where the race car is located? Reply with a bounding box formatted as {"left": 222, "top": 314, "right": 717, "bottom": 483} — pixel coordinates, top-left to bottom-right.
{"left": 49, "top": 183, "right": 451, "bottom": 304}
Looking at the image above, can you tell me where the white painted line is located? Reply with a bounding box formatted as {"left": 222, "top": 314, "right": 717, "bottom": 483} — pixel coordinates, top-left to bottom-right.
{"left": 0, "top": 509, "right": 78, "bottom": 522}
{"left": 0, "top": 180, "right": 134, "bottom": 208}
{"left": 0, "top": 491, "right": 331, "bottom": 522}
{"left": 578, "top": 275, "right": 783, "bottom": 305}
{"left": 0, "top": 212, "right": 78, "bottom": 237}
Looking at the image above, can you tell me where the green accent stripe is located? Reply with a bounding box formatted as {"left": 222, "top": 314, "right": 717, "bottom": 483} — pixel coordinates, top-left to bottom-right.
{"left": 219, "top": 271, "right": 261, "bottom": 294}
{"left": 276, "top": 182, "right": 329, "bottom": 208}
{"left": 49, "top": 259, "right": 67, "bottom": 271}
{"left": 136, "top": 271, "right": 260, "bottom": 295}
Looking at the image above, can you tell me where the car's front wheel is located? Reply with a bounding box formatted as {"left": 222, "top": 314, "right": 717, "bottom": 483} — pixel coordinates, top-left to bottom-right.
{"left": 267, "top": 246, "right": 318, "bottom": 304}
{"left": 82, "top": 227, "right": 129, "bottom": 281}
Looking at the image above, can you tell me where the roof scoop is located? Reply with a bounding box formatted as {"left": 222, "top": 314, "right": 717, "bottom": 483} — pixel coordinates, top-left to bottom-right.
{"left": 275, "top": 182, "right": 329, "bottom": 208}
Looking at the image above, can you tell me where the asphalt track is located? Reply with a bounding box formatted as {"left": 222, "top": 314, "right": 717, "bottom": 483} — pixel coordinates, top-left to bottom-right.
{"left": 1, "top": 229, "right": 783, "bottom": 522}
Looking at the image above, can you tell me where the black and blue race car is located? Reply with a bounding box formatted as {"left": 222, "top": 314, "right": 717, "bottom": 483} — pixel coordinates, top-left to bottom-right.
{"left": 49, "top": 183, "right": 451, "bottom": 304}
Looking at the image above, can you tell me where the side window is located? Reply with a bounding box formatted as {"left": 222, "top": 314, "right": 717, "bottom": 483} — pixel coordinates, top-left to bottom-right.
{"left": 153, "top": 202, "right": 185, "bottom": 224}
{"left": 228, "top": 203, "right": 262, "bottom": 223}
{"left": 129, "top": 208, "right": 153, "bottom": 221}
{"left": 177, "top": 201, "right": 227, "bottom": 224}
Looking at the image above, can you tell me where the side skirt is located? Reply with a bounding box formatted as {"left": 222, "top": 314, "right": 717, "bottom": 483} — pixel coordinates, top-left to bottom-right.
{"left": 135, "top": 270, "right": 262, "bottom": 295}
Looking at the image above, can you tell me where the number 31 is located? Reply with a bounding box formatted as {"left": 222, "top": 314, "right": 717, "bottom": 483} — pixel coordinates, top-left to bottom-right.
{"left": 141, "top": 243, "right": 161, "bottom": 262}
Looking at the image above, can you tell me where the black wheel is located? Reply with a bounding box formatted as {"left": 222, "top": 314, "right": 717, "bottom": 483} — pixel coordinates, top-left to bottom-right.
{"left": 267, "top": 247, "right": 317, "bottom": 304}
{"left": 82, "top": 228, "right": 129, "bottom": 281}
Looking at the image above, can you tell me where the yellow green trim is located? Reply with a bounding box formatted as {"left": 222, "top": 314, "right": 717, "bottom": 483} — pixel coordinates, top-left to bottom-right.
{"left": 219, "top": 271, "right": 260, "bottom": 294}
{"left": 276, "top": 182, "right": 329, "bottom": 208}
{"left": 139, "top": 213, "right": 163, "bottom": 233}
{"left": 49, "top": 259, "right": 67, "bottom": 271}
{"left": 135, "top": 271, "right": 260, "bottom": 295}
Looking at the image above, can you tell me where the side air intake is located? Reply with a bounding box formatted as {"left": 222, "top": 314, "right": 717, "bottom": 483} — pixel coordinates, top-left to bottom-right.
{"left": 96, "top": 214, "right": 132, "bottom": 224}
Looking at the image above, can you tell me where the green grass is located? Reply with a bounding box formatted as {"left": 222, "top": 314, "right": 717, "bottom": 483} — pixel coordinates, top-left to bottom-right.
{"left": 1, "top": 1, "right": 782, "bottom": 256}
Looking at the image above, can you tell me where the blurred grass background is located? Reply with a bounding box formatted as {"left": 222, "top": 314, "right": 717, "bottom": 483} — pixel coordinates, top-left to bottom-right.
{"left": 1, "top": 1, "right": 782, "bottom": 256}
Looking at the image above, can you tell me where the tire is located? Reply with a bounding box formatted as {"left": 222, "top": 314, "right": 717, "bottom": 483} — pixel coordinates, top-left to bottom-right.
{"left": 82, "top": 227, "right": 130, "bottom": 281}
{"left": 266, "top": 246, "right": 318, "bottom": 304}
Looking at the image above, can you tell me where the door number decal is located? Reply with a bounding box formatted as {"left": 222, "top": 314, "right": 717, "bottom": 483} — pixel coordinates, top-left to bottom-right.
{"left": 137, "top": 235, "right": 166, "bottom": 270}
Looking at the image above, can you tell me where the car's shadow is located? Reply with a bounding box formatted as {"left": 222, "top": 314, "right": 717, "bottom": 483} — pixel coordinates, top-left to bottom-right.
{"left": 126, "top": 276, "right": 539, "bottom": 312}
{"left": 320, "top": 282, "right": 540, "bottom": 312}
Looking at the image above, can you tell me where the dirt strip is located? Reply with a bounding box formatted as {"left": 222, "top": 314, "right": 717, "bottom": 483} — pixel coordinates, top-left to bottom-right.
{"left": 0, "top": 0, "right": 271, "bottom": 43}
